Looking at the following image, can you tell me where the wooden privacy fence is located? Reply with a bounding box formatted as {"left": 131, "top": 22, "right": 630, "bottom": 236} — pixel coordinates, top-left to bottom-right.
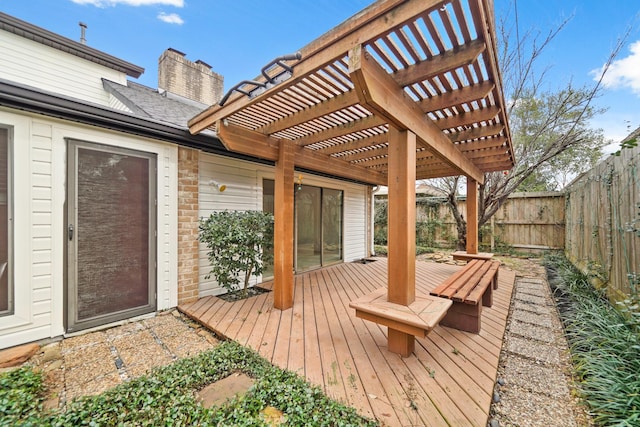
{"left": 565, "top": 145, "right": 640, "bottom": 302}
{"left": 423, "top": 192, "right": 565, "bottom": 252}
{"left": 375, "top": 191, "right": 565, "bottom": 252}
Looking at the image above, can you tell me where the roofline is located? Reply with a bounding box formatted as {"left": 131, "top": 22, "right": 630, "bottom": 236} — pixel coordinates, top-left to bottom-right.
{"left": 0, "top": 78, "right": 228, "bottom": 153}
{"left": 0, "top": 12, "right": 144, "bottom": 78}
{"left": 0, "top": 79, "right": 374, "bottom": 186}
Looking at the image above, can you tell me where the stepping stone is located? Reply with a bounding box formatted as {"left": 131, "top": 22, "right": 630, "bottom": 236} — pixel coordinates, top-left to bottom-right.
{"left": 197, "top": 372, "right": 255, "bottom": 408}
{"left": 0, "top": 343, "right": 39, "bottom": 368}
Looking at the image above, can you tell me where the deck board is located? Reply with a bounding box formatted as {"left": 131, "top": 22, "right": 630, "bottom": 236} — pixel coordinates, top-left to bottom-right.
{"left": 179, "top": 258, "right": 515, "bottom": 427}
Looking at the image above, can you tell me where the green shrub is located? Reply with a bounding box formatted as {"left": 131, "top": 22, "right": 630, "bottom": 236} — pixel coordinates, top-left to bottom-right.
{"left": 1, "top": 341, "right": 376, "bottom": 426}
{"left": 199, "top": 210, "right": 274, "bottom": 296}
{"left": 0, "top": 367, "right": 44, "bottom": 425}
{"left": 545, "top": 254, "right": 640, "bottom": 425}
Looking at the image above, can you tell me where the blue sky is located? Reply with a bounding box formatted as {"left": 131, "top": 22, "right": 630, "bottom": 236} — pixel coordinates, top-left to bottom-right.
{"left": 1, "top": 0, "right": 639, "bottom": 148}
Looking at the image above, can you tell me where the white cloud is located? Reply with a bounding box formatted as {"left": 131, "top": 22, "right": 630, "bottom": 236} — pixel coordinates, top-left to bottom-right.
{"left": 71, "top": 0, "right": 184, "bottom": 7}
{"left": 157, "top": 12, "right": 184, "bottom": 25}
{"left": 591, "top": 40, "right": 640, "bottom": 96}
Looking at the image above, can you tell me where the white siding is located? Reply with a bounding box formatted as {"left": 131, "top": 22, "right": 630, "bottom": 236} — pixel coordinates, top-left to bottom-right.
{"left": 198, "top": 152, "right": 371, "bottom": 296}
{"left": 198, "top": 154, "right": 272, "bottom": 296}
{"left": 343, "top": 185, "right": 368, "bottom": 262}
{"left": 0, "top": 31, "right": 128, "bottom": 106}
{"left": 0, "top": 108, "right": 178, "bottom": 349}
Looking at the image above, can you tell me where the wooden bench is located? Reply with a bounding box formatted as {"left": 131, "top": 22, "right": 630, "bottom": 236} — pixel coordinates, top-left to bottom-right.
{"left": 429, "top": 259, "right": 500, "bottom": 333}
{"left": 349, "top": 287, "right": 452, "bottom": 338}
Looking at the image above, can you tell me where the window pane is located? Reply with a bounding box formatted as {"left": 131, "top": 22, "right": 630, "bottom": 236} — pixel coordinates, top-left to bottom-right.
{"left": 0, "top": 128, "right": 9, "bottom": 314}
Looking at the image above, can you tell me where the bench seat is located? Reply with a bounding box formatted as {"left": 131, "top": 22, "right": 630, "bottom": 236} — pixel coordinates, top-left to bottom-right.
{"left": 429, "top": 259, "right": 500, "bottom": 333}
{"left": 349, "top": 287, "right": 452, "bottom": 338}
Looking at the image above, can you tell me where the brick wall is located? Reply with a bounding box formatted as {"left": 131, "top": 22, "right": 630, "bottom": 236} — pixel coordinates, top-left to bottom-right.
{"left": 177, "top": 147, "right": 200, "bottom": 304}
{"left": 158, "top": 48, "right": 223, "bottom": 106}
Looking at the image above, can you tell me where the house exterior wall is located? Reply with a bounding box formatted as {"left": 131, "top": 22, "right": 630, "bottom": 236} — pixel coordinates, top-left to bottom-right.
{"left": 0, "top": 30, "right": 128, "bottom": 107}
{"left": 197, "top": 152, "right": 370, "bottom": 297}
{"left": 0, "top": 108, "right": 178, "bottom": 349}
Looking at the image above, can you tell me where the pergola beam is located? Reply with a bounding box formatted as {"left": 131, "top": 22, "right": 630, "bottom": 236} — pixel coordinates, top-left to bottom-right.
{"left": 420, "top": 82, "right": 494, "bottom": 113}
{"left": 434, "top": 106, "right": 500, "bottom": 130}
{"left": 447, "top": 123, "right": 504, "bottom": 143}
{"left": 393, "top": 39, "right": 485, "bottom": 87}
{"left": 349, "top": 44, "right": 484, "bottom": 183}
{"left": 260, "top": 90, "right": 360, "bottom": 135}
{"left": 217, "top": 121, "right": 387, "bottom": 185}
{"left": 295, "top": 115, "right": 386, "bottom": 147}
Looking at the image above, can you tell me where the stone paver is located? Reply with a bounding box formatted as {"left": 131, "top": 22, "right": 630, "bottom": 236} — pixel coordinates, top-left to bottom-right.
{"left": 506, "top": 335, "right": 561, "bottom": 364}
{"left": 508, "top": 319, "right": 556, "bottom": 343}
{"left": 512, "top": 309, "right": 554, "bottom": 328}
{"left": 24, "top": 310, "right": 219, "bottom": 408}
{"left": 513, "top": 300, "right": 553, "bottom": 315}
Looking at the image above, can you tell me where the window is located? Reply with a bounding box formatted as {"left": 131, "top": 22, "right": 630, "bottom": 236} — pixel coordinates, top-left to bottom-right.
{"left": 0, "top": 127, "right": 12, "bottom": 316}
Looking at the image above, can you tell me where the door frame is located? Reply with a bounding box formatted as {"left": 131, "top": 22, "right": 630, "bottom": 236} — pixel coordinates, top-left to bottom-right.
{"left": 65, "top": 139, "right": 157, "bottom": 333}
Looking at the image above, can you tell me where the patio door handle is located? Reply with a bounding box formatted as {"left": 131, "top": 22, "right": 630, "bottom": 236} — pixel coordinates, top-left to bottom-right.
{"left": 68, "top": 224, "right": 74, "bottom": 241}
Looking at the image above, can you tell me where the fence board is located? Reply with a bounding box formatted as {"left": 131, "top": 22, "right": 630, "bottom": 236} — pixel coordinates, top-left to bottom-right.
{"left": 565, "top": 145, "right": 640, "bottom": 301}
{"left": 395, "top": 192, "right": 565, "bottom": 252}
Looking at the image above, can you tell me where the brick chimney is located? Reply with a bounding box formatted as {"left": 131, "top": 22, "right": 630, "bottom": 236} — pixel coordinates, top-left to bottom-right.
{"left": 158, "top": 48, "right": 223, "bottom": 106}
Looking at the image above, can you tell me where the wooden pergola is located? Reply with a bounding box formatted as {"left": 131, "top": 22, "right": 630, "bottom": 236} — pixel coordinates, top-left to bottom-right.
{"left": 188, "top": 0, "right": 514, "bottom": 356}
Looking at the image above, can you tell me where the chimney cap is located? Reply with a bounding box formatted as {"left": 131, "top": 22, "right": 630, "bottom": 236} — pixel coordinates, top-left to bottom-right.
{"left": 167, "top": 47, "right": 186, "bottom": 57}
{"left": 195, "top": 59, "right": 212, "bottom": 69}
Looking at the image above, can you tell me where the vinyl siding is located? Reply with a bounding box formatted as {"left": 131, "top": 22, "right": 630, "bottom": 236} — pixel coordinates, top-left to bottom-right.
{"left": 0, "top": 31, "right": 128, "bottom": 106}
{"left": 198, "top": 152, "right": 371, "bottom": 297}
{"left": 0, "top": 109, "right": 178, "bottom": 349}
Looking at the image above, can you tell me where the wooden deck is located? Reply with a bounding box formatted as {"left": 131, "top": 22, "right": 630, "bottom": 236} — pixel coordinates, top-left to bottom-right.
{"left": 179, "top": 258, "right": 515, "bottom": 427}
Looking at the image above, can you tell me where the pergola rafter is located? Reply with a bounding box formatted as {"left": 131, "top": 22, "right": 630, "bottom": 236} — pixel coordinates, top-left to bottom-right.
{"left": 188, "top": 0, "right": 514, "bottom": 356}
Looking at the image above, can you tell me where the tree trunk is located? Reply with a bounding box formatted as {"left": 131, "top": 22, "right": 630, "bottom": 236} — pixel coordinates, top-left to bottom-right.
{"left": 446, "top": 191, "right": 467, "bottom": 251}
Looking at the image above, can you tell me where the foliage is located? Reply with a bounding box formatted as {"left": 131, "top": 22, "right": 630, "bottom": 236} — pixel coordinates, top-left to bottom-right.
{"left": 374, "top": 245, "right": 387, "bottom": 256}
{"left": 612, "top": 136, "right": 638, "bottom": 156}
{"left": 2, "top": 341, "right": 376, "bottom": 426}
{"left": 199, "top": 210, "right": 274, "bottom": 297}
{"left": 0, "top": 367, "right": 44, "bottom": 425}
{"left": 373, "top": 199, "right": 388, "bottom": 245}
{"left": 544, "top": 254, "right": 640, "bottom": 425}
{"left": 374, "top": 199, "right": 446, "bottom": 248}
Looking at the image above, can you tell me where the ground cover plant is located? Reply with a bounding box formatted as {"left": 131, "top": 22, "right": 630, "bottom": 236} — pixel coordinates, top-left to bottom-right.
{"left": 544, "top": 254, "right": 640, "bottom": 426}
{"left": 1, "top": 341, "right": 376, "bottom": 426}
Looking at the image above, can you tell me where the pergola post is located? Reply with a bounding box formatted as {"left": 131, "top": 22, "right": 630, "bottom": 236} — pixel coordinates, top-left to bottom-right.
{"left": 466, "top": 177, "right": 478, "bottom": 255}
{"left": 387, "top": 127, "right": 416, "bottom": 356}
{"left": 273, "top": 141, "right": 295, "bottom": 310}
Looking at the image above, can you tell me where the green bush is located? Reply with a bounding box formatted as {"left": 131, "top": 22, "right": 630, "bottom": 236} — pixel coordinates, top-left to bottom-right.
{"left": 545, "top": 254, "right": 640, "bottom": 425}
{"left": 199, "top": 210, "right": 274, "bottom": 296}
{"left": 1, "top": 341, "right": 376, "bottom": 426}
{"left": 0, "top": 367, "right": 44, "bottom": 425}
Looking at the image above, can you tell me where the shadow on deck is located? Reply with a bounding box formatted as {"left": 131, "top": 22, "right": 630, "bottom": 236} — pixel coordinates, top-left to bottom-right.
{"left": 179, "top": 258, "right": 515, "bottom": 427}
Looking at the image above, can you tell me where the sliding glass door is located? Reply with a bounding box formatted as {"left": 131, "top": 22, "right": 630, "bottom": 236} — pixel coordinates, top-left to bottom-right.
{"left": 263, "top": 179, "right": 343, "bottom": 273}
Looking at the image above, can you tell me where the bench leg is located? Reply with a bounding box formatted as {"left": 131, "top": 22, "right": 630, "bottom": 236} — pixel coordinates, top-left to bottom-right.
{"left": 482, "top": 285, "right": 493, "bottom": 307}
{"left": 493, "top": 270, "right": 499, "bottom": 290}
{"left": 388, "top": 328, "right": 415, "bottom": 357}
{"left": 440, "top": 302, "right": 482, "bottom": 333}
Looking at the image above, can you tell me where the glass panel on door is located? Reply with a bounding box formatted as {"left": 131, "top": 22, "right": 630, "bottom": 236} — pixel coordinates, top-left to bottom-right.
{"left": 295, "top": 185, "right": 322, "bottom": 271}
{"left": 322, "top": 188, "right": 343, "bottom": 264}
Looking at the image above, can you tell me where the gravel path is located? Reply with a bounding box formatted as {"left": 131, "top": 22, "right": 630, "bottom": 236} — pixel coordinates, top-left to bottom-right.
{"left": 489, "top": 258, "right": 591, "bottom": 427}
